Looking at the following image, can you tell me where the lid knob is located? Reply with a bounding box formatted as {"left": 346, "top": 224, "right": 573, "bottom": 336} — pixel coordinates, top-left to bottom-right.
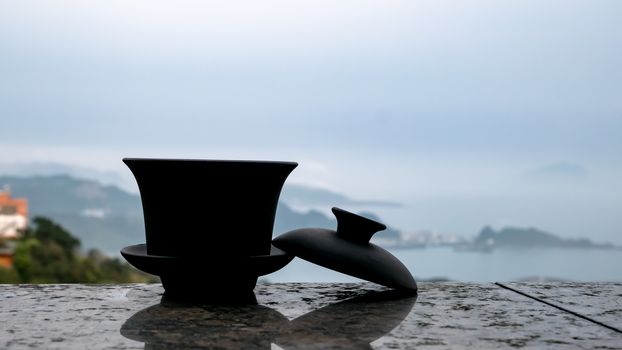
{"left": 333, "top": 207, "right": 387, "bottom": 244}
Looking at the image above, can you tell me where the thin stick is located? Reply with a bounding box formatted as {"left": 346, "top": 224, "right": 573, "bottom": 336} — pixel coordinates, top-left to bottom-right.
{"left": 495, "top": 282, "right": 622, "bottom": 334}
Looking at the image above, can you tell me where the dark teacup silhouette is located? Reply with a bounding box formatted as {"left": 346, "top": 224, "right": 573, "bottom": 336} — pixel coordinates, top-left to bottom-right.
{"left": 121, "top": 158, "right": 297, "bottom": 298}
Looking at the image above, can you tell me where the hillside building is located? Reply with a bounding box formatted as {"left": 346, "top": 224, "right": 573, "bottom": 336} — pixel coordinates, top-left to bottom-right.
{"left": 0, "top": 185, "right": 28, "bottom": 268}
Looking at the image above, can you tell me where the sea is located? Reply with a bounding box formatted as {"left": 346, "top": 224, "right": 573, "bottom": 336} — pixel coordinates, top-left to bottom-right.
{"left": 267, "top": 247, "right": 622, "bottom": 283}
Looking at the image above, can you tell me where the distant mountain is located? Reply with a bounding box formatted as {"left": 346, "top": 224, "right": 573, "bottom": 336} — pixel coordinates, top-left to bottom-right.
{"left": 0, "top": 162, "right": 404, "bottom": 209}
{"left": 280, "top": 184, "right": 402, "bottom": 208}
{"left": 275, "top": 204, "right": 334, "bottom": 233}
{"left": 353, "top": 210, "right": 402, "bottom": 242}
{"left": 0, "top": 162, "right": 128, "bottom": 188}
{"left": 468, "top": 226, "right": 617, "bottom": 250}
{"left": 274, "top": 205, "right": 401, "bottom": 241}
{"left": 523, "top": 162, "right": 589, "bottom": 183}
{"left": 0, "top": 175, "right": 400, "bottom": 255}
{"left": 0, "top": 175, "right": 142, "bottom": 217}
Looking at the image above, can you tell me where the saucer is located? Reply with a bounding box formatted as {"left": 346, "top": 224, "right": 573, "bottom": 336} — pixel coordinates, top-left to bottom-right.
{"left": 121, "top": 243, "right": 294, "bottom": 278}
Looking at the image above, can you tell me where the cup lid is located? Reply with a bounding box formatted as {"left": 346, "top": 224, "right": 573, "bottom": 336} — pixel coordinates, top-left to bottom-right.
{"left": 272, "top": 207, "right": 417, "bottom": 291}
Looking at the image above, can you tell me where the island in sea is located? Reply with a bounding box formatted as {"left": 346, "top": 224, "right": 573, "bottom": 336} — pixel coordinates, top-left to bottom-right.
{"left": 375, "top": 225, "right": 620, "bottom": 252}
{"left": 453, "top": 226, "right": 618, "bottom": 252}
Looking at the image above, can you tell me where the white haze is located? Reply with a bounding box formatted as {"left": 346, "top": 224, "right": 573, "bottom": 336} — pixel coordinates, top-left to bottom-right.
{"left": 1, "top": 1, "right": 621, "bottom": 244}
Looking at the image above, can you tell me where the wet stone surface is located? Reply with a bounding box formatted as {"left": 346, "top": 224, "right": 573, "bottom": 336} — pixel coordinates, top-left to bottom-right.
{"left": 502, "top": 282, "right": 622, "bottom": 329}
{"left": 0, "top": 283, "right": 621, "bottom": 349}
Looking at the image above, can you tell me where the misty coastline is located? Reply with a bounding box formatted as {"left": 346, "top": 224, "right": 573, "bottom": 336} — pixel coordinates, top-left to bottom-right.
{"left": 1, "top": 173, "right": 619, "bottom": 255}
{"left": 2, "top": 172, "right": 622, "bottom": 284}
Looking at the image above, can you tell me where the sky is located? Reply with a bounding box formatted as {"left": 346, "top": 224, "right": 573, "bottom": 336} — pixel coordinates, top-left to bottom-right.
{"left": 1, "top": 1, "right": 621, "bottom": 242}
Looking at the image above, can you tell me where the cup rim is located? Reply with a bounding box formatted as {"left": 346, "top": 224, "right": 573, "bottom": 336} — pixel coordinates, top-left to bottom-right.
{"left": 123, "top": 157, "right": 298, "bottom": 166}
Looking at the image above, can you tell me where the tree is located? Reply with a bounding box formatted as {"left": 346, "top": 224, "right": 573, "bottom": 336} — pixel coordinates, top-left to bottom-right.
{"left": 4, "top": 216, "right": 156, "bottom": 283}
{"left": 27, "top": 217, "right": 81, "bottom": 255}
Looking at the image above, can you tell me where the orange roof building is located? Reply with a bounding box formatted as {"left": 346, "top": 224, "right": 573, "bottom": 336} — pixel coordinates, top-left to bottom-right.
{"left": 0, "top": 251, "right": 13, "bottom": 268}
{"left": 0, "top": 185, "right": 28, "bottom": 239}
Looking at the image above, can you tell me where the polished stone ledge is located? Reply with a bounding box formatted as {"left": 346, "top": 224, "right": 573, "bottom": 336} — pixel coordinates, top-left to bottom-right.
{"left": 0, "top": 282, "right": 621, "bottom": 349}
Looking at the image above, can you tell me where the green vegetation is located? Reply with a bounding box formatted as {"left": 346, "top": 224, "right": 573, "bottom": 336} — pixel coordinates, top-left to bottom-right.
{"left": 0, "top": 217, "right": 156, "bottom": 283}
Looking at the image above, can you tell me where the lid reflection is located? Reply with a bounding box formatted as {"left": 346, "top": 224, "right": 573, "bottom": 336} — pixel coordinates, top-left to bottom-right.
{"left": 277, "top": 289, "right": 416, "bottom": 349}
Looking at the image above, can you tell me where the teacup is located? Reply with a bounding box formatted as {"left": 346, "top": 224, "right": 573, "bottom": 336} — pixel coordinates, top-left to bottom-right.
{"left": 124, "top": 158, "right": 297, "bottom": 259}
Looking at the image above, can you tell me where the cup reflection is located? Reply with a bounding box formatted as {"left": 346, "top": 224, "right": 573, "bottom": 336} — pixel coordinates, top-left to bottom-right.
{"left": 120, "top": 297, "right": 288, "bottom": 349}
{"left": 121, "top": 289, "right": 416, "bottom": 349}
